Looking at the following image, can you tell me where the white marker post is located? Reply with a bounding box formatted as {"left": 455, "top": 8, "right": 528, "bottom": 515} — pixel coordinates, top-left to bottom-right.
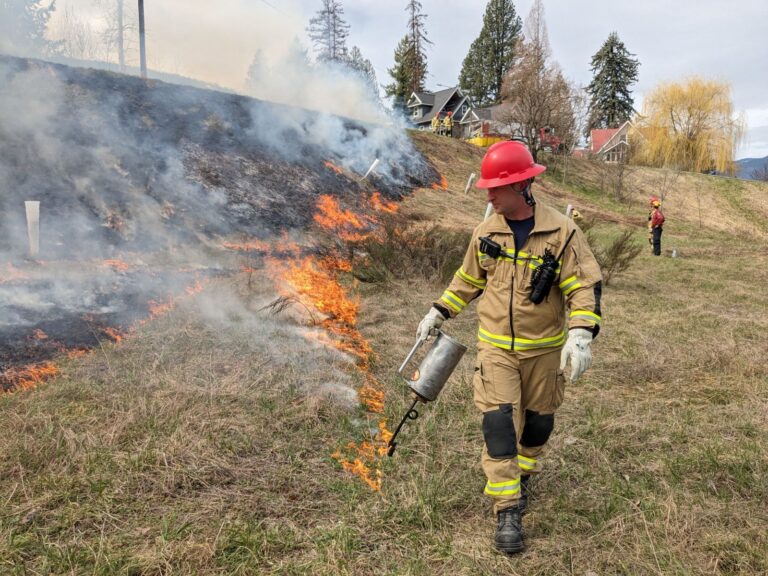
{"left": 25, "top": 201, "right": 40, "bottom": 258}
{"left": 362, "top": 158, "right": 380, "bottom": 181}
{"left": 464, "top": 172, "right": 477, "bottom": 194}
{"left": 484, "top": 203, "right": 494, "bottom": 220}
{"left": 565, "top": 203, "right": 573, "bottom": 217}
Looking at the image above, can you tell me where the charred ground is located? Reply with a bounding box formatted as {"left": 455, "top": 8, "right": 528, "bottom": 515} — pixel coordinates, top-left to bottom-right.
{"left": 0, "top": 55, "right": 438, "bottom": 387}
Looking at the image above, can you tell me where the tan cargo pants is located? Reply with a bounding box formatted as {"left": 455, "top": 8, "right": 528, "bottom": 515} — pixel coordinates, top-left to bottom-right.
{"left": 473, "top": 342, "right": 566, "bottom": 513}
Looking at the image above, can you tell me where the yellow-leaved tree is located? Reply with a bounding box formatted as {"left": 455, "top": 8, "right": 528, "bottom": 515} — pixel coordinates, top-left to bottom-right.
{"left": 634, "top": 77, "right": 745, "bottom": 174}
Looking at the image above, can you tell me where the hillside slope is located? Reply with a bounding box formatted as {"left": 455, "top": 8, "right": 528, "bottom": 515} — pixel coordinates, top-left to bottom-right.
{"left": 0, "top": 55, "right": 436, "bottom": 390}
{"left": 1, "top": 130, "right": 767, "bottom": 574}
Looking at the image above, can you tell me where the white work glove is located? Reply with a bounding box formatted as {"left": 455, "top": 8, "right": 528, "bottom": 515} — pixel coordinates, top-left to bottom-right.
{"left": 559, "top": 328, "right": 593, "bottom": 383}
{"left": 416, "top": 308, "right": 445, "bottom": 341}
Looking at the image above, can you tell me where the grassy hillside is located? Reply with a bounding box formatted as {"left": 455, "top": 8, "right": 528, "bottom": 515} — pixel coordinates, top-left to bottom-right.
{"left": 2, "top": 131, "right": 767, "bottom": 575}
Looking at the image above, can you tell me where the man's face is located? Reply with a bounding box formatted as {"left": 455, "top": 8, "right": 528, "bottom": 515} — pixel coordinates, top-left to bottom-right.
{"left": 486, "top": 180, "right": 530, "bottom": 215}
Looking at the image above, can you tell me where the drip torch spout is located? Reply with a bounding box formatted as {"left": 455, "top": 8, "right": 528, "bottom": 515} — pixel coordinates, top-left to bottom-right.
{"left": 387, "top": 397, "right": 420, "bottom": 457}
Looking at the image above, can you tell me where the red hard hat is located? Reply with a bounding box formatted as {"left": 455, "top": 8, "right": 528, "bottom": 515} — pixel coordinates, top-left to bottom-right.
{"left": 649, "top": 196, "right": 661, "bottom": 206}
{"left": 475, "top": 140, "right": 546, "bottom": 189}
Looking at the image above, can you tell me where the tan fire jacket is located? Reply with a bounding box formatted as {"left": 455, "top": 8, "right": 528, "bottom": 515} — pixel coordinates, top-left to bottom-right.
{"left": 435, "top": 202, "right": 603, "bottom": 358}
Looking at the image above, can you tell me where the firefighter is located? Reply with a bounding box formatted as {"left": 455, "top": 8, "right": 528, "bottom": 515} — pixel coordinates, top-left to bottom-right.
{"left": 648, "top": 197, "right": 665, "bottom": 256}
{"left": 443, "top": 111, "right": 454, "bottom": 137}
{"left": 416, "top": 141, "right": 602, "bottom": 555}
{"left": 431, "top": 114, "right": 440, "bottom": 133}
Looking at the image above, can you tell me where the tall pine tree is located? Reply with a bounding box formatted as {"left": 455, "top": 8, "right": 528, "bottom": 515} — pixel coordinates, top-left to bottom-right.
{"left": 306, "top": 0, "right": 350, "bottom": 63}
{"left": 384, "top": 36, "right": 411, "bottom": 111}
{"left": 347, "top": 45, "right": 379, "bottom": 100}
{"left": 459, "top": 0, "right": 522, "bottom": 106}
{"left": 405, "top": 0, "right": 430, "bottom": 95}
{"left": 385, "top": 2, "right": 431, "bottom": 111}
{"left": 586, "top": 32, "right": 640, "bottom": 130}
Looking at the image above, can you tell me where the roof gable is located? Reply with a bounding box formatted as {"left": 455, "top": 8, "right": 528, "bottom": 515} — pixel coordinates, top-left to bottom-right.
{"left": 590, "top": 128, "right": 619, "bottom": 154}
{"left": 408, "top": 91, "right": 434, "bottom": 107}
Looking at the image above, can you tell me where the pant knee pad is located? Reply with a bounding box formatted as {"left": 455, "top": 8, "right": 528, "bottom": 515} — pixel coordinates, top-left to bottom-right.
{"left": 520, "top": 410, "right": 554, "bottom": 447}
{"left": 482, "top": 404, "right": 517, "bottom": 458}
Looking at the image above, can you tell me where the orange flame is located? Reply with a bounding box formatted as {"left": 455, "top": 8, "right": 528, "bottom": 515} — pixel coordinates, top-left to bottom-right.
{"left": 2, "top": 362, "right": 60, "bottom": 393}
{"left": 256, "top": 201, "right": 395, "bottom": 491}
{"left": 185, "top": 279, "right": 205, "bottom": 296}
{"left": 101, "top": 326, "right": 124, "bottom": 343}
{"left": 332, "top": 453, "right": 383, "bottom": 491}
{"left": 431, "top": 175, "right": 449, "bottom": 190}
{"left": 66, "top": 349, "right": 89, "bottom": 359}
{"left": 359, "top": 383, "right": 384, "bottom": 414}
{"left": 149, "top": 299, "right": 174, "bottom": 318}
{"left": 284, "top": 257, "right": 358, "bottom": 325}
{"left": 31, "top": 329, "right": 49, "bottom": 341}
{"left": 370, "top": 191, "right": 399, "bottom": 214}
{"left": 313, "top": 195, "right": 374, "bottom": 242}
{"left": 102, "top": 259, "right": 131, "bottom": 272}
{"left": 324, "top": 160, "right": 344, "bottom": 175}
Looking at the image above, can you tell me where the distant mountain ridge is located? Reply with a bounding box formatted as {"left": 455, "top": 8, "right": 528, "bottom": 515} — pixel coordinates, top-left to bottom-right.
{"left": 736, "top": 156, "right": 768, "bottom": 179}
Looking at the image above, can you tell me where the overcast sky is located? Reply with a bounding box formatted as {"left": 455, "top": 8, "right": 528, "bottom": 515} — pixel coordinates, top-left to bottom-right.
{"left": 52, "top": 0, "right": 768, "bottom": 158}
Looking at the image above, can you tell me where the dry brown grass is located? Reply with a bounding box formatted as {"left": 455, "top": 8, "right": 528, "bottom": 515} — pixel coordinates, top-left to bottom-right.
{"left": 1, "top": 131, "right": 767, "bottom": 574}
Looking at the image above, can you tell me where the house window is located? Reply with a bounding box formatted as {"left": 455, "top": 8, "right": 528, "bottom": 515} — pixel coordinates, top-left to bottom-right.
{"left": 461, "top": 104, "right": 468, "bottom": 116}
{"left": 413, "top": 108, "right": 421, "bottom": 118}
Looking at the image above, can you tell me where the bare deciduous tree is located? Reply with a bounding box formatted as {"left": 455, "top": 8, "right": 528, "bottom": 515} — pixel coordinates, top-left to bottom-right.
{"left": 98, "top": 0, "right": 136, "bottom": 71}
{"left": 57, "top": 4, "right": 101, "bottom": 60}
{"left": 498, "top": 0, "right": 575, "bottom": 162}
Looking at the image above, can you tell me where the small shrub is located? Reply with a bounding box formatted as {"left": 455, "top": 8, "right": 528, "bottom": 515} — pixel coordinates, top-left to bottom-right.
{"left": 351, "top": 213, "right": 470, "bottom": 284}
{"left": 583, "top": 224, "right": 643, "bottom": 286}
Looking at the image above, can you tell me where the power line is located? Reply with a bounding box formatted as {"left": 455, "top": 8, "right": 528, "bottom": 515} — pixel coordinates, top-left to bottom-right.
{"left": 258, "top": 0, "right": 285, "bottom": 14}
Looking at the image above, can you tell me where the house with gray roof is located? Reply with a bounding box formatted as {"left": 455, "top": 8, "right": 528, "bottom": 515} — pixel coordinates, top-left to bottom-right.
{"left": 407, "top": 87, "right": 477, "bottom": 137}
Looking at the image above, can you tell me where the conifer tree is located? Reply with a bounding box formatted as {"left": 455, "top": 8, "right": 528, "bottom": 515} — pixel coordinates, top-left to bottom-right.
{"left": 385, "top": 1, "right": 431, "bottom": 111}
{"left": 586, "top": 32, "right": 640, "bottom": 130}
{"left": 459, "top": 0, "right": 521, "bottom": 106}
{"left": 306, "top": 0, "right": 350, "bottom": 62}
{"left": 347, "top": 45, "right": 379, "bottom": 99}
{"left": 404, "top": 0, "right": 431, "bottom": 95}
{"left": 384, "top": 36, "right": 412, "bottom": 111}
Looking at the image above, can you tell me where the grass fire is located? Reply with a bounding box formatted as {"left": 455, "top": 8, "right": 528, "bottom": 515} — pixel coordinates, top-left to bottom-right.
{"left": 1, "top": 4, "right": 767, "bottom": 574}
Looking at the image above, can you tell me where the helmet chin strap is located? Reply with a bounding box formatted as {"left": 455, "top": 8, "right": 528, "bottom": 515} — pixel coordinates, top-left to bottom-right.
{"left": 519, "top": 180, "right": 536, "bottom": 206}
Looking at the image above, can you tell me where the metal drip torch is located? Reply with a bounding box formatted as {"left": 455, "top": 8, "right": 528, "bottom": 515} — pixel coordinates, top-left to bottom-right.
{"left": 387, "top": 330, "right": 467, "bottom": 456}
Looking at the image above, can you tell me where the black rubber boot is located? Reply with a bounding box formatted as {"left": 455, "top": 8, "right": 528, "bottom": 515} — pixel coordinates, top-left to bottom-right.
{"left": 495, "top": 505, "right": 524, "bottom": 555}
{"left": 519, "top": 475, "right": 530, "bottom": 515}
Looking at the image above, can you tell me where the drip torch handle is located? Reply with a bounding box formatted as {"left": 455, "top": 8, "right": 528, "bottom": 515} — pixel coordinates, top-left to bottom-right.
{"left": 398, "top": 335, "right": 428, "bottom": 379}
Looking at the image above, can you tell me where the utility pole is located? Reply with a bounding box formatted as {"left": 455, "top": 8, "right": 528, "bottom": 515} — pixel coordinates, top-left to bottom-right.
{"left": 117, "top": 0, "right": 125, "bottom": 72}
{"left": 138, "top": 0, "right": 147, "bottom": 79}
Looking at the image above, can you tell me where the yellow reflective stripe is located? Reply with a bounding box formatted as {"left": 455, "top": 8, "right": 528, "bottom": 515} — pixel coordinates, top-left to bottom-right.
{"left": 477, "top": 250, "right": 514, "bottom": 261}
{"left": 570, "top": 310, "right": 601, "bottom": 324}
{"left": 479, "top": 327, "right": 567, "bottom": 351}
{"left": 456, "top": 267, "right": 486, "bottom": 289}
{"left": 559, "top": 275, "right": 577, "bottom": 289}
{"left": 478, "top": 327, "right": 513, "bottom": 350}
{"left": 517, "top": 455, "right": 537, "bottom": 471}
{"left": 559, "top": 275, "right": 582, "bottom": 295}
{"left": 484, "top": 478, "right": 521, "bottom": 496}
{"left": 513, "top": 330, "right": 567, "bottom": 351}
{"left": 440, "top": 290, "right": 467, "bottom": 313}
